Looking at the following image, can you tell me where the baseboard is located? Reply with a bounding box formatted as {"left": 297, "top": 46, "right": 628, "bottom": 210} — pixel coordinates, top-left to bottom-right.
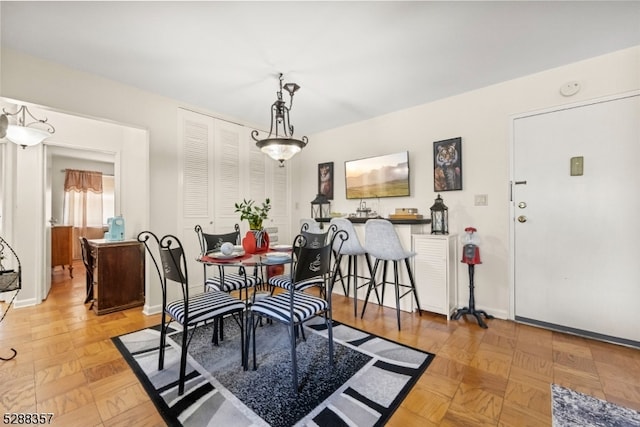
{"left": 516, "top": 316, "right": 640, "bottom": 349}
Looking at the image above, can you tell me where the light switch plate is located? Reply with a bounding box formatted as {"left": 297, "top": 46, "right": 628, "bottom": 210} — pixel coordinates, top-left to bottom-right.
{"left": 570, "top": 156, "right": 584, "bottom": 176}
{"left": 474, "top": 194, "right": 488, "bottom": 206}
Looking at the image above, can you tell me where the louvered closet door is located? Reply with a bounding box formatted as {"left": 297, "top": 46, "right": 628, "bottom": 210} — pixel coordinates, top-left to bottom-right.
{"left": 179, "top": 109, "right": 292, "bottom": 287}
{"left": 266, "top": 164, "right": 290, "bottom": 245}
{"left": 214, "top": 119, "right": 244, "bottom": 233}
{"left": 178, "top": 108, "right": 214, "bottom": 280}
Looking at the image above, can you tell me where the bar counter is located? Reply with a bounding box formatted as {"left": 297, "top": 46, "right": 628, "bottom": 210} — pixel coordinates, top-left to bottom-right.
{"left": 315, "top": 216, "right": 431, "bottom": 225}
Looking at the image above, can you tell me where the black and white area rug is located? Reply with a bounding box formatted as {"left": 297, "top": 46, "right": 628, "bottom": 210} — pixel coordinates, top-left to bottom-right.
{"left": 552, "top": 383, "right": 640, "bottom": 427}
{"left": 112, "top": 316, "right": 434, "bottom": 427}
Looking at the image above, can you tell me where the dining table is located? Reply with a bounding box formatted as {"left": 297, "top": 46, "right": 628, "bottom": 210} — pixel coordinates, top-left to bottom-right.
{"left": 198, "top": 245, "right": 293, "bottom": 294}
{"left": 197, "top": 245, "right": 293, "bottom": 369}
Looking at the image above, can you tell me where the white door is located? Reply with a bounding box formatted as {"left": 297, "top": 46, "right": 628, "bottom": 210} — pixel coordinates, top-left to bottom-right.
{"left": 512, "top": 93, "right": 640, "bottom": 345}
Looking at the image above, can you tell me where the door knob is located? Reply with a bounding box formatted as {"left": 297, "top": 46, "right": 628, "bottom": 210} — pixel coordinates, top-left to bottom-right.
{"left": 517, "top": 215, "right": 527, "bottom": 223}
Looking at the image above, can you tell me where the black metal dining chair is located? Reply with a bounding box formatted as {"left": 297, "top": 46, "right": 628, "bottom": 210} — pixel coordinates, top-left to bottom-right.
{"left": 80, "top": 237, "right": 95, "bottom": 310}
{"left": 138, "top": 231, "right": 246, "bottom": 395}
{"left": 195, "top": 224, "right": 259, "bottom": 342}
{"left": 195, "top": 224, "right": 259, "bottom": 294}
{"left": 248, "top": 230, "right": 347, "bottom": 393}
{"left": 268, "top": 222, "right": 338, "bottom": 299}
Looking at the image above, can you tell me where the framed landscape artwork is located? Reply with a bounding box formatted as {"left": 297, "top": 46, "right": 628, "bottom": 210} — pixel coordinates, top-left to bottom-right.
{"left": 345, "top": 151, "right": 410, "bottom": 199}
{"left": 433, "top": 137, "right": 462, "bottom": 191}
{"left": 318, "top": 162, "right": 334, "bottom": 200}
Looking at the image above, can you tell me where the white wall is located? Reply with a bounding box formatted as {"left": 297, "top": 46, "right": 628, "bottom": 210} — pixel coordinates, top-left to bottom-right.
{"left": 2, "top": 45, "right": 639, "bottom": 318}
{"left": 292, "top": 45, "right": 640, "bottom": 318}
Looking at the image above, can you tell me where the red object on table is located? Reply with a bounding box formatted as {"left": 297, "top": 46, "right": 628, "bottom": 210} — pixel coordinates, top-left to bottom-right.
{"left": 242, "top": 230, "right": 270, "bottom": 254}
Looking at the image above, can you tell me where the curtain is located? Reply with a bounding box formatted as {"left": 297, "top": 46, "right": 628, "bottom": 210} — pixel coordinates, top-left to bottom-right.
{"left": 63, "top": 169, "right": 104, "bottom": 234}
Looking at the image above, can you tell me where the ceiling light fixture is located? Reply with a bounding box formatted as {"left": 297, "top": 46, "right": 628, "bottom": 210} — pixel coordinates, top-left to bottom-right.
{"left": 0, "top": 105, "right": 55, "bottom": 149}
{"left": 252, "top": 73, "right": 308, "bottom": 167}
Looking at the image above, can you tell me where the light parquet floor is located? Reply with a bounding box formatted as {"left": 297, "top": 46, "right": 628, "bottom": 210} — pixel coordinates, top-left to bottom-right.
{"left": 1, "top": 260, "right": 639, "bottom": 426}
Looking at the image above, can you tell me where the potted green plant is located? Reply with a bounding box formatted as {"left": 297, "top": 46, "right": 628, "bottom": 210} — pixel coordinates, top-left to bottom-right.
{"left": 235, "top": 198, "right": 271, "bottom": 253}
{"left": 234, "top": 198, "right": 271, "bottom": 230}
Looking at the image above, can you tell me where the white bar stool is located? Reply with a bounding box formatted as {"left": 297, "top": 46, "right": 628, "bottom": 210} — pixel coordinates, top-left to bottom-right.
{"left": 361, "top": 219, "right": 422, "bottom": 330}
{"left": 330, "top": 218, "right": 380, "bottom": 317}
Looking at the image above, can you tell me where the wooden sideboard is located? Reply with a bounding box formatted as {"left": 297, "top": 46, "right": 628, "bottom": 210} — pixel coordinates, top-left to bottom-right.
{"left": 51, "top": 225, "right": 73, "bottom": 278}
{"left": 87, "top": 239, "right": 145, "bottom": 315}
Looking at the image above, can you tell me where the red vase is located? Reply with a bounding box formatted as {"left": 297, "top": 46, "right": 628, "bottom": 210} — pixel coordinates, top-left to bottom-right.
{"left": 242, "top": 230, "right": 270, "bottom": 254}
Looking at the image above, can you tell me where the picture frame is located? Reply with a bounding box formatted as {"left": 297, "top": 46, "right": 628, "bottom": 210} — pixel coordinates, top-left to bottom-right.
{"left": 433, "top": 137, "right": 462, "bottom": 191}
{"left": 318, "top": 162, "right": 334, "bottom": 200}
{"left": 345, "top": 151, "right": 410, "bottom": 199}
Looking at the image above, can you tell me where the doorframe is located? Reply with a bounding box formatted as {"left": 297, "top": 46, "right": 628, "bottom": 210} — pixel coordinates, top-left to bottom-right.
{"left": 43, "top": 144, "right": 118, "bottom": 300}
{"left": 508, "top": 90, "right": 640, "bottom": 320}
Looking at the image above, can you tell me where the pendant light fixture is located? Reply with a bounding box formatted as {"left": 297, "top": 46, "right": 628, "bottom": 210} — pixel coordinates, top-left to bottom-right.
{"left": 0, "top": 105, "right": 55, "bottom": 148}
{"left": 252, "top": 73, "right": 308, "bottom": 167}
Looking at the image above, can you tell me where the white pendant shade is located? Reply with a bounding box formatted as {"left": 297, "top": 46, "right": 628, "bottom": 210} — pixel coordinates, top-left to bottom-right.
{"left": 259, "top": 141, "right": 303, "bottom": 162}
{"left": 6, "top": 125, "right": 51, "bottom": 147}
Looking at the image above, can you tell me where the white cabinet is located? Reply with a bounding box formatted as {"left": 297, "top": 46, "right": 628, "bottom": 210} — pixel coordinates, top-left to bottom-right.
{"left": 412, "top": 234, "right": 458, "bottom": 319}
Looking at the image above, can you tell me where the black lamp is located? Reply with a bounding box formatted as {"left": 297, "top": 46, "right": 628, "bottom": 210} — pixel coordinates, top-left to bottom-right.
{"left": 311, "top": 193, "right": 331, "bottom": 221}
{"left": 430, "top": 194, "right": 448, "bottom": 234}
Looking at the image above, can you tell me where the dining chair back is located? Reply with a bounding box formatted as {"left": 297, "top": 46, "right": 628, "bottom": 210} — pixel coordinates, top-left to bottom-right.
{"left": 300, "top": 222, "right": 337, "bottom": 248}
{"left": 195, "top": 224, "right": 241, "bottom": 255}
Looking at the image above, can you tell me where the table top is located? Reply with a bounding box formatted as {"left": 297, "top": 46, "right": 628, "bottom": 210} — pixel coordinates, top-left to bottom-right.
{"left": 199, "top": 250, "right": 292, "bottom": 266}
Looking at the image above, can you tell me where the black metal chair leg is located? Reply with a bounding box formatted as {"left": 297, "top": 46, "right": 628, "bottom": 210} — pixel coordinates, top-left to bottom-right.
{"left": 179, "top": 324, "right": 189, "bottom": 395}
{"left": 394, "top": 261, "right": 402, "bottom": 330}
{"left": 290, "top": 321, "right": 298, "bottom": 393}
{"left": 360, "top": 259, "right": 380, "bottom": 319}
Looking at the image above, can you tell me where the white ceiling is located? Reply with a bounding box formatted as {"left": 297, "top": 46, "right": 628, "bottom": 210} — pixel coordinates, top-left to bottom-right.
{"left": 2, "top": 1, "right": 639, "bottom": 134}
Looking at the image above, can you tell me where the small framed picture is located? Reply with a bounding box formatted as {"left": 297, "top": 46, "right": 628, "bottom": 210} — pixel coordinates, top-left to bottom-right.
{"left": 434, "top": 137, "right": 462, "bottom": 191}
{"left": 318, "top": 162, "right": 334, "bottom": 200}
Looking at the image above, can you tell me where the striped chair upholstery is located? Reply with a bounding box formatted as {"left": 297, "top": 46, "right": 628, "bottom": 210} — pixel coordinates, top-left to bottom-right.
{"left": 248, "top": 230, "right": 348, "bottom": 393}
{"left": 138, "top": 231, "right": 246, "bottom": 397}
{"left": 267, "top": 274, "right": 320, "bottom": 292}
{"left": 205, "top": 273, "right": 258, "bottom": 292}
{"left": 250, "top": 291, "right": 327, "bottom": 324}
{"left": 166, "top": 291, "right": 245, "bottom": 325}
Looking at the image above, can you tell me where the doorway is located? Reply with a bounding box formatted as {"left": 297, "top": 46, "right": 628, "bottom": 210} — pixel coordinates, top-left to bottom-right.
{"left": 511, "top": 92, "right": 640, "bottom": 346}
{"left": 45, "top": 146, "right": 117, "bottom": 299}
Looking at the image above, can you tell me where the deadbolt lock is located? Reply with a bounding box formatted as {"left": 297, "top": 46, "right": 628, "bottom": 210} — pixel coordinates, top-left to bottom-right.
{"left": 518, "top": 202, "right": 527, "bottom": 209}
